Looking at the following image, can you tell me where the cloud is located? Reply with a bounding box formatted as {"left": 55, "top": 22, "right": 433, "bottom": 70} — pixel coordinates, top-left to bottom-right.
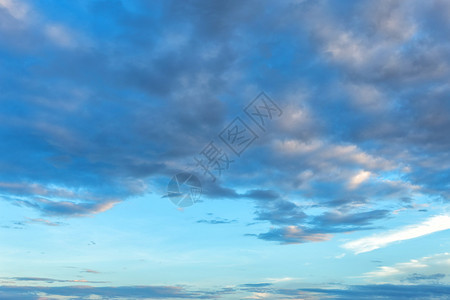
{"left": 274, "top": 140, "right": 393, "bottom": 171}
{"left": 342, "top": 215, "right": 450, "bottom": 254}
{"left": 296, "top": 284, "right": 450, "bottom": 300}
{"left": 312, "top": 209, "right": 390, "bottom": 229}
{"left": 7, "top": 277, "right": 107, "bottom": 284}
{"left": 257, "top": 226, "right": 332, "bottom": 244}
{"left": 255, "top": 199, "right": 307, "bottom": 225}
{"left": 0, "top": 0, "right": 449, "bottom": 247}
{"left": 265, "top": 277, "right": 298, "bottom": 283}
{"left": 12, "top": 197, "right": 121, "bottom": 217}
{"left": 240, "top": 283, "right": 272, "bottom": 288}
{"left": 250, "top": 183, "right": 391, "bottom": 243}
{"left": 201, "top": 185, "right": 280, "bottom": 201}
{"left": 255, "top": 207, "right": 389, "bottom": 244}
{"left": 1, "top": 2, "right": 450, "bottom": 299}
{"left": 0, "top": 285, "right": 211, "bottom": 299}
{"left": 253, "top": 196, "right": 390, "bottom": 244}
{"left": 406, "top": 273, "right": 446, "bottom": 283}
{"left": 82, "top": 269, "right": 101, "bottom": 274}
{"left": 197, "top": 218, "right": 236, "bottom": 224}
{"left": 348, "top": 170, "right": 371, "bottom": 190}
{"left": 362, "top": 253, "right": 450, "bottom": 284}
{"left": 25, "top": 218, "right": 65, "bottom": 226}
{"left": 0, "top": 0, "right": 28, "bottom": 20}
{"left": 44, "top": 24, "right": 76, "bottom": 48}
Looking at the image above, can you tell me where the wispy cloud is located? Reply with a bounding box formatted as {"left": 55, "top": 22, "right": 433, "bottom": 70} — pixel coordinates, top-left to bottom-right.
{"left": 0, "top": 0, "right": 28, "bottom": 20}
{"left": 197, "top": 218, "right": 236, "bottom": 225}
{"left": 7, "top": 277, "right": 107, "bottom": 284}
{"left": 25, "top": 218, "right": 65, "bottom": 226}
{"left": 343, "top": 215, "right": 450, "bottom": 254}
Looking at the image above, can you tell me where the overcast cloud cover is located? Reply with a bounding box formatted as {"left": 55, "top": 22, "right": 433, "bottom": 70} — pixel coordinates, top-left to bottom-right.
{"left": 1, "top": 0, "right": 450, "bottom": 299}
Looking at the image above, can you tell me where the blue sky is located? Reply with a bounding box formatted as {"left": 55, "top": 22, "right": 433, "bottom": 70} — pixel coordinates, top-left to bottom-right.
{"left": 1, "top": 0, "right": 450, "bottom": 299}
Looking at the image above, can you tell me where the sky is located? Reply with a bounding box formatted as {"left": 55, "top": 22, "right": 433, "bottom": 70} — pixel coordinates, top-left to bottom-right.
{"left": 1, "top": 0, "right": 450, "bottom": 299}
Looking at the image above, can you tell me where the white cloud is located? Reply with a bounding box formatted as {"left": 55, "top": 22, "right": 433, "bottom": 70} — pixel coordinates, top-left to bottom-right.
{"left": 266, "top": 277, "right": 298, "bottom": 283}
{"left": 335, "top": 253, "right": 346, "bottom": 259}
{"left": 45, "top": 24, "right": 76, "bottom": 48}
{"left": 243, "top": 293, "right": 272, "bottom": 299}
{"left": 342, "top": 215, "right": 450, "bottom": 254}
{"left": 0, "top": 0, "right": 29, "bottom": 20}
{"left": 348, "top": 170, "right": 371, "bottom": 190}
{"left": 274, "top": 139, "right": 393, "bottom": 171}
{"left": 363, "top": 253, "right": 450, "bottom": 284}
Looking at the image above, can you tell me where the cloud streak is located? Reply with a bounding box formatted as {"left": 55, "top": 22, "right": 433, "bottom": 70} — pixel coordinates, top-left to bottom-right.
{"left": 343, "top": 215, "right": 450, "bottom": 254}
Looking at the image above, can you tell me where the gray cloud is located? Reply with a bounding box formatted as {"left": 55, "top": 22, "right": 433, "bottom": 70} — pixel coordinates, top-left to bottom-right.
{"left": 296, "top": 284, "right": 450, "bottom": 299}
{"left": 197, "top": 218, "right": 236, "bottom": 225}
{"left": 0, "top": 0, "right": 449, "bottom": 251}
{"left": 405, "top": 273, "right": 446, "bottom": 283}
{"left": 0, "top": 285, "right": 212, "bottom": 299}
{"left": 257, "top": 226, "right": 332, "bottom": 244}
